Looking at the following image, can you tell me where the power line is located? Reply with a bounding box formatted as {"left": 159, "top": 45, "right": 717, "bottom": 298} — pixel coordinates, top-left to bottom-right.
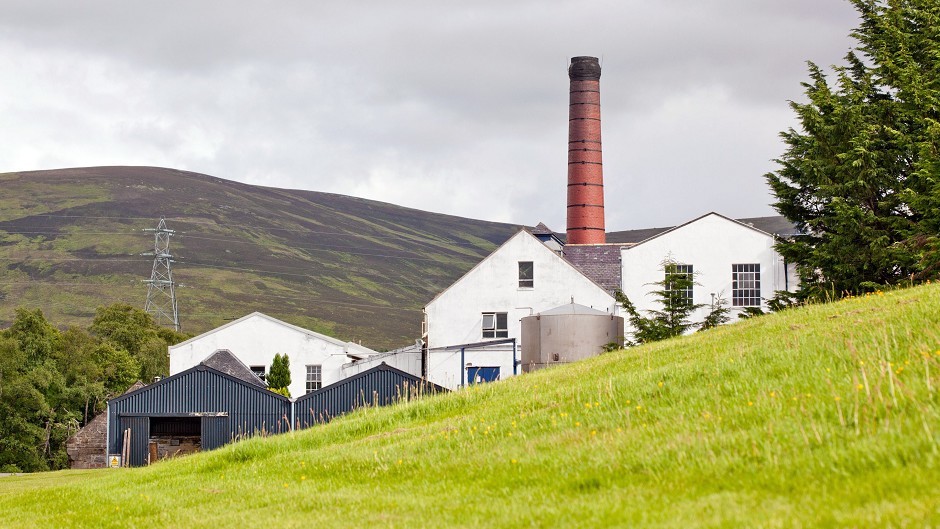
{"left": 0, "top": 229, "right": 490, "bottom": 262}
{"left": 0, "top": 280, "right": 424, "bottom": 312}
{"left": 0, "top": 255, "right": 450, "bottom": 293}
{"left": 18, "top": 213, "right": 510, "bottom": 246}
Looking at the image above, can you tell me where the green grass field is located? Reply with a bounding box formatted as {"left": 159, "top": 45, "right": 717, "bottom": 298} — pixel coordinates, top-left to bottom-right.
{"left": 1, "top": 285, "right": 939, "bottom": 528}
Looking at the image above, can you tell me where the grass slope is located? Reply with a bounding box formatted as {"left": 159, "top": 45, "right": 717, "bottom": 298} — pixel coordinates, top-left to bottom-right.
{"left": 2, "top": 285, "right": 939, "bottom": 527}
{"left": 0, "top": 167, "right": 519, "bottom": 349}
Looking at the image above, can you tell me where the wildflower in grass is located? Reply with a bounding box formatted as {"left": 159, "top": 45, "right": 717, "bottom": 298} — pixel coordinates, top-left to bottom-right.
{"left": 835, "top": 396, "right": 841, "bottom": 401}
{"left": 658, "top": 382, "right": 664, "bottom": 388}
{"left": 511, "top": 459, "right": 517, "bottom": 464}
{"left": 770, "top": 391, "right": 776, "bottom": 398}
{"left": 617, "top": 428, "right": 623, "bottom": 432}
{"left": 857, "top": 384, "right": 864, "bottom": 390}
{"left": 301, "top": 476, "right": 306, "bottom": 480}
{"left": 575, "top": 422, "right": 581, "bottom": 427}
{"left": 591, "top": 430, "right": 597, "bottom": 436}
{"left": 748, "top": 401, "right": 754, "bottom": 406}
{"left": 636, "top": 405, "right": 642, "bottom": 411}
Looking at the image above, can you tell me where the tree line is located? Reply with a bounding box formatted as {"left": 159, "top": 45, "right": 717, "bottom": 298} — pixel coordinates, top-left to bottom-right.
{"left": 0, "top": 304, "right": 187, "bottom": 472}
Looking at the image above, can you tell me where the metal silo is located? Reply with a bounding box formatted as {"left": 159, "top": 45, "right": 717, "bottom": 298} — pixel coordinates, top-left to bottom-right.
{"left": 521, "top": 302, "right": 624, "bottom": 372}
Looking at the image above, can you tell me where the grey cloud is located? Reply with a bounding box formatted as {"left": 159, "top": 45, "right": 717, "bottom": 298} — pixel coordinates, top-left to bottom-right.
{"left": 0, "top": 0, "right": 861, "bottom": 230}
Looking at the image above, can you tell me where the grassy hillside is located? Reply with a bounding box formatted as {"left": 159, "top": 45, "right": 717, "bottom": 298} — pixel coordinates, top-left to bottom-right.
{"left": 2, "top": 285, "right": 939, "bottom": 527}
{"left": 0, "top": 167, "right": 519, "bottom": 349}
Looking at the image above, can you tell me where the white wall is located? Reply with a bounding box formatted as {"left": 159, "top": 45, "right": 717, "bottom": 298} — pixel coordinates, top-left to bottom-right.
{"left": 427, "top": 345, "right": 518, "bottom": 389}
{"left": 620, "top": 213, "right": 798, "bottom": 327}
{"left": 342, "top": 351, "right": 422, "bottom": 378}
{"left": 169, "top": 313, "right": 379, "bottom": 398}
{"left": 424, "top": 230, "right": 617, "bottom": 388}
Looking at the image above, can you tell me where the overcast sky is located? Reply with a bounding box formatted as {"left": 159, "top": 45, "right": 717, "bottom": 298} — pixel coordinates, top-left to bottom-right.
{"left": 0, "top": 1, "right": 861, "bottom": 230}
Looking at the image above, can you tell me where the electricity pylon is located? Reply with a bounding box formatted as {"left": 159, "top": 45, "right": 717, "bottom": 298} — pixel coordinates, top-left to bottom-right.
{"left": 142, "top": 217, "right": 180, "bottom": 332}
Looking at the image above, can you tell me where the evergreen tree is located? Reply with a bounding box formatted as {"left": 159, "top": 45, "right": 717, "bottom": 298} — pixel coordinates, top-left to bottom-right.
{"left": 267, "top": 353, "right": 291, "bottom": 397}
{"left": 767, "top": 0, "right": 940, "bottom": 298}
{"left": 616, "top": 259, "right": 705, "bottom": 345}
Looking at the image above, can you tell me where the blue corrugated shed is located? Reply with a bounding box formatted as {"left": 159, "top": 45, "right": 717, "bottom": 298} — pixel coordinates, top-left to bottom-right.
{"left": 107, "top": 364, "right": 290, "bottom": 466}
{"left": 294, "top": 363, "right": 446, "bottom": 428}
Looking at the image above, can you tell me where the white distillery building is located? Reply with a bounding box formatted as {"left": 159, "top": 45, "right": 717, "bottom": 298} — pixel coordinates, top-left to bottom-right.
{"left": 419, "top": 229, "right": 619, "bottom": 389}
{"left": 169, "top": 312, "right": 380, "bottom": 398}
{"left": 619, "top": 212, "right": 799, "bottom": 322}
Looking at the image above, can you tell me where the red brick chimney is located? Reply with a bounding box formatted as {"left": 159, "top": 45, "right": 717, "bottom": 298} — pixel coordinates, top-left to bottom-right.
{"left": 566, "top": 56, "right": 606, "bottom": 245}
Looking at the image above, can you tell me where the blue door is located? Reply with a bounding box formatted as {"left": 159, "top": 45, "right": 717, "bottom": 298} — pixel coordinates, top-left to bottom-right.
{"left": 467, "top": 367, "right": 500, "bottom": 385}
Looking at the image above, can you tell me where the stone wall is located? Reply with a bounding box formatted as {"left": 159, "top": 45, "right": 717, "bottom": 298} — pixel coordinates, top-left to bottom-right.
{"left": 66, "top": 413, "right": 107, "bottom": 469}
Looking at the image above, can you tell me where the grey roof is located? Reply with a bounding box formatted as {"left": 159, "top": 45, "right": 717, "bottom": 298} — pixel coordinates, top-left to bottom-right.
{"left": 529, "top": 222, "right": 555, "bottom": 235}
{"left": 736, "top": 216, "right": 801, "bottom": 236}
{"left": 562, "top": 244, "right": 623, "bottom": 293}
{"left": 200, "top": 349, "right": 267, "bottom": 388}
{"left": 554, "top": 215, "right": 798, "bottom": 244}
{"left": 538, "top": 302, "right": 611, "bottom": 317}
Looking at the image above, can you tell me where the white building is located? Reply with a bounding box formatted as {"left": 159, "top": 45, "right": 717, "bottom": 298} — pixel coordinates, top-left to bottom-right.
{"left": 169, "top": 312, "right": 380, "bottom": 398}
{"left": 420, "top": 229, "right": 619, "bottom": 389}
{"left": 619, "top": 212, "right": 798, "bottom": 322}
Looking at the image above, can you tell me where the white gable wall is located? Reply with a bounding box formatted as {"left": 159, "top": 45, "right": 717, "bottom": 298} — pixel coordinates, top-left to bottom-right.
{"left": 169, "top": 313, "right": 377, "bottom": 398}
{"left": 424, "top": 230, "right": 617, "bottom": 389}
{"left": 620, "top": 213, "right": 798, "bottom": 326}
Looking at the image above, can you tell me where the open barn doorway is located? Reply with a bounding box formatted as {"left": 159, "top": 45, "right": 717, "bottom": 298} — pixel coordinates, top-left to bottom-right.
{"left": 149, "top": 417, "right": 202, "bottom": 462}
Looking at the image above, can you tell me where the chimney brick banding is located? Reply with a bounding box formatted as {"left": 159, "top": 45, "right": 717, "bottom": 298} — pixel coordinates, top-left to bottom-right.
{"left": 566, "top": 56, "right": 606, "bottom": 244}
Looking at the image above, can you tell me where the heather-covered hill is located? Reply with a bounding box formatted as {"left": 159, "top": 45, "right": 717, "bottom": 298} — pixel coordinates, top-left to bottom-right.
{"left": 0, "top": 167, "right": 519, "bottom": 349}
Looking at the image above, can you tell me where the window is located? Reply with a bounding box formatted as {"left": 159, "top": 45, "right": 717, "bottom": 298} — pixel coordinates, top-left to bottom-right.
{"left": 518, "top": 261, "right": 534, "bottom": 288}
{"left": 732, "top": 264, "right": 761, "bottom": 307}
{"left": 305, "top": 364, "right": 322, "bottom": 393}
{"left": 250, "top": 365, "right": 266, "bottom": 381}
{"left": 482, "top": 312, "right": 508, "bottom": 338}
{"left": 664, "top": 263, "right": 694, "bottom": 305}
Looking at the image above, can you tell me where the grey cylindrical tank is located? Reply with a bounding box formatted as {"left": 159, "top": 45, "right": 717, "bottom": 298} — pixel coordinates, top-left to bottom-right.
{"left": 521, "top": 302, "right": 624, "bottom": 373}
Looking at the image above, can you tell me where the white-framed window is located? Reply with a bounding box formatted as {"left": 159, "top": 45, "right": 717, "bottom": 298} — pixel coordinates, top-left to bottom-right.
{"left": 665, "top": 263, "right": 694, "bottom": 304}
{"left": 305, "top": 364, "right": 322, "bottom": 393}
{"left": 518, "top": 261, "right": 534, "bottom": 288}
{"left": 732, "top": 264, "right": 761, "bottom": 307}
{"left": 250, "top": 365, "right": 266, "bottom": 381}
{"left": 482, "top": 312, "right": 509, "bottom": 338}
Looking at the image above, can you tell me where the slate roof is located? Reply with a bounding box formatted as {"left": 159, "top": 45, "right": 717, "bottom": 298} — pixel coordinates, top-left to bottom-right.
{"left": 200, "top": 349, "right": 267, "bottom": 388}
{"left": 552, "top": 215, "right": 798, "bottom": 244}
{"left": 529, "top": 222, "right": 555, "bottom": 236}
{"left": 562, "top": 244, "right": 624, "bottom": 293}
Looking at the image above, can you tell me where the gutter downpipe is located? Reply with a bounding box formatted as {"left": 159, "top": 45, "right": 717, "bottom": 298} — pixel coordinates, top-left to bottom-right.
{"left": 460, "top": 347, "right": 466, "bottom": 387}
{"left": 513, "top": 338, "right": 518, "bottom": 375}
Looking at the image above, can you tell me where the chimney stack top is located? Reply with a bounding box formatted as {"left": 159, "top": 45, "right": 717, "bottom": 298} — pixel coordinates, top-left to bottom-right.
{"left": 568, "top": 56, "right": 601, "bottom": 81}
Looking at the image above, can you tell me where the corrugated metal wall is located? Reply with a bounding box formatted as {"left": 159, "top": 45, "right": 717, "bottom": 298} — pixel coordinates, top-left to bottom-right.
{"left": 201, "top": 416, "right": 230, "bottom": 451}
{"left": 107, "top": 366, "right": 290, "bottom": 464}
{"left": 294, "top": 364, "right": 445, "bottom": 428}
{"left": 120, "top": 416, "right": 149, "bottom": 467}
